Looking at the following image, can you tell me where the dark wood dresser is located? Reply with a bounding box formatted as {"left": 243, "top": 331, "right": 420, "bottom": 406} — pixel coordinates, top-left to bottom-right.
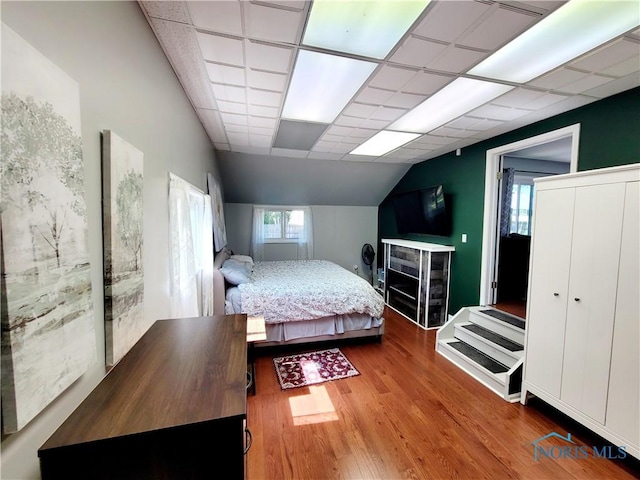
{"left": 38, "top": 314, "right": 248, "bottom": 479}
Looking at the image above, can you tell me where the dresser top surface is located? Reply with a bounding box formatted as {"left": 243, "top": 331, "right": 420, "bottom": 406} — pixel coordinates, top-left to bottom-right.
{"left": 382, "top": 238, "right": 455, "bottom": 252}
{"left": 39, "top": 314, "right": 248, "bottom": 452}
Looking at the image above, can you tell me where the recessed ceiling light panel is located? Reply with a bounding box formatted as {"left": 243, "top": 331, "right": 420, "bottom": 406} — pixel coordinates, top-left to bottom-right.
{"left": 303, "top": 0, "right": 431, "bottom": 59}
{"left": 389, "top": 78, "right": 514, "bottom": 133}
{"left": 468, "top": 0, "right": 640, "bottom": 83}
{"left": 350, "top": 131, "right": 421, "bottom": 156}
{"left": 282, "top": 50, "right": 377, "bottom": 123}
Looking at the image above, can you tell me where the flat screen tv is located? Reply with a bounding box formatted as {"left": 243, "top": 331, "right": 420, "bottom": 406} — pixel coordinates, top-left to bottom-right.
{"left": 392, "top": 185, "right": 450, "bottom": 236}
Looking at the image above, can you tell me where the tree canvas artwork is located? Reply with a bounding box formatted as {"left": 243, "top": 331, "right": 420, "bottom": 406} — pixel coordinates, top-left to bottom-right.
{"left": 0, "top": 25, "right": 96, "bottom": 433}
{"left": 102, "top": 130, "right": 145, "bottom": 366}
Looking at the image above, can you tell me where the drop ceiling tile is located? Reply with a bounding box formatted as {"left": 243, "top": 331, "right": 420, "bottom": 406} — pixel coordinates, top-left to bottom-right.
{"left": 355, "top": 87, "right": 395, "bottom": 105}
{"left": 387, "top": 148, "right": 422, "bottom": 160}
{"left": 467, "top": 118, "right": 504, "bottom": 131}
{"left": 270, "top": 148, "right": 309, "bottom": 158}
{"left": 429, "top": 126, "right": 468, "bottom": 138}
{"left": 390, "top": 36, "right": 448, "bottom": 68}
{"left": 197, "top": 32, "right": 245, "bottom": 66}
{"left": 222, "top": 112, "right": 249, "bottom": 126}
{"left": 384, "top": 92, "right": 426, "bottom": 109}
{"left": 412, "top": 0, "right": 490, "bottom": 43}
{"left": 226, "top": 131, "right": 249, "bottom": 144}
{"left": 198, "top": 108, "right": 228, "bottom": 143}
{"left": 491, "top": 88, "right": 548, "bottom": 108}
{"left": 321, "top": 134, "right": 346, "bottom": 143}
{"left": 247, "top": 88, "right": 282, "bottom": 107}
{"left": 331, "top": 143, "right": 357, "bottom": 154}
{"left": 249, "top": 134, "right": 273, "bottom": 148}
{"left": 446, "top": 116, "right": 487, "bottom": 130}
{"left": 602, "top": 57, "right": 640, "bottom": 78}
{"left": 370, "top": 106, "right": 407, "bottom": 122}
{"left": 244, "top": 3, "right": 304, "bottom": 44}
{"left": 205, "top": 63, "right": 246, "bottom": 86}
{"left": 325, "top": 125, "right": 354, "bottom": 137}
{"left": 414, "top": 135, "right": 460, "bottom": 146}
{"left": 347, "top": 128, "right": 378, "bottom": 140}
{"left": 469, "top": 104, "right": 531, "bottom": 121}
{"left": 266, "top": 1, "right": 307, "bottom": 10}
{"left": 225, "top": 123, "right": 248, "bottom": 134}
{"left": 570, "top": 39, "right": 640, "bottom": 74}
{"left": 559, "top": 74, "right": 616, "bottom": 94}
{"left": 248, "top": 126, "right": 274, "bottom": 136}
{"left": 402, "top": 71, "right": 452, "bottom": 95}
{"left": 248, "top": 104, "right": 279, "bottom": 118}
{"left": 140, "top": 1, "right": 192, "bottom": 23}
{"left": 187, "top": 1, "right": 243, "bottom": 35}
{"left": 334, "top": 115, "right": 362, "bottom": 127}
{"left": 232, "top": 145, "right": 271, "bottom": 155}
{"left": 342, "top": 103, "right": 377, "bottom": 119}
{"left": 247, "top": 69, "right": 287, "bottom": 92}
{"left": 343, "top": 153, "right": 378, "bottom": 162}
{"left": 358, "top": 118, "right": 391, "bottom": 129}
{"left": 529, "top": 68, "right": 590, "bottom": 90}
{"left": 313, "top": 141, "right": 338, "bottom": 152}
{"left": 521, "top": 92, "right": 569, "bottom": 110}
{"left": 459, "top": 6, "right": 538, "bottom": 51}
{"left": 245, "top": 41, "right": 293, "bottom": 73}
{"left": 211, "top": 83, "right": 246, "bottom": 103}
{"left": 426, "top": 45, "right": 487, "bottom": 74}
{"left": 149, "top": 19, "right": 216, "bottom": 110}
{"left": 369, "top": 65, "right": 418, "bottom": 90}
{"left": 217, "top": 100, "right": 248, "bottom": 115}
{"left": 249, "top": 116, "right": 278, "bottom": 129}
{"left": 307, "top": 151, "right": 344, "bottom": 160}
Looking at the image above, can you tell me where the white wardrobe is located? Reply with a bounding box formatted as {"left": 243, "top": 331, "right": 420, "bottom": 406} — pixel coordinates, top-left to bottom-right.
{"left": 522, "top": 163, "right": 639, "bottom": 460}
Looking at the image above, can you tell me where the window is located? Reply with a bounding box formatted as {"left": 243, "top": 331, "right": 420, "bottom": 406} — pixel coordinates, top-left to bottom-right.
{"left": 509, "top": 174, "right": 536, "bottom": 235}
{"left": 262, "top": 209, "right": 305, "bottom": 242}
{"left": 251, "top": 206, "right": 313, "bottom": 261}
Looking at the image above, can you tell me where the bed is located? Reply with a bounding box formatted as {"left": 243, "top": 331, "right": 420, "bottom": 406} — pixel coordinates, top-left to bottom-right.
{"left": 212, "top": 248, "right": 385, "bottom": 347}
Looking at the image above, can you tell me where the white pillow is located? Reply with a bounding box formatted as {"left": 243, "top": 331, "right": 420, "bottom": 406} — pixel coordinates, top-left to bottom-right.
{"left": 220, "top": 259, "right": 253, "bottom": 285}
{"left": 231, "top": 254, "right": 254, "bottom": 265}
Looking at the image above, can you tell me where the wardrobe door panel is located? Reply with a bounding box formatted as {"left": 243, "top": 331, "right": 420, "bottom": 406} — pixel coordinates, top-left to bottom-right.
{"left": 561, "top": 183, "right": 626, "bottom": 423}
{"left": 524, "top": 188, "right": 574, "bottom": 397}
{"left": 606, "top": 182, "right": 640, "bottom": 445}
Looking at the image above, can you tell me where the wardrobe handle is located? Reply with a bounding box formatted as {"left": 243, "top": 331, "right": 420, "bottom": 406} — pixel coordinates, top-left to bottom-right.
{"left": 244, "top": 427, "right": 253, "bottom": 455}
{"left": 246, "top": 371, "right": 253, "bottom": 391}
{"left": 574, "top": 297, "right": 581, "bottom": 302}
{"left": 553, "top": 293, "right": 559, "bottom": 297}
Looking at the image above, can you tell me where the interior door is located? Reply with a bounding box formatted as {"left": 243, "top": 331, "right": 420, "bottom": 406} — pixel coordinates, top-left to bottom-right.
{"left": 561, "top": 182, "right": 626, "bottom": 423}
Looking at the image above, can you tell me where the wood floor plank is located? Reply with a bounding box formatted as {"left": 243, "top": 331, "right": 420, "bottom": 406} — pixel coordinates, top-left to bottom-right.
{"left": 247, "top": 308, "right": 640, "bottom": 479}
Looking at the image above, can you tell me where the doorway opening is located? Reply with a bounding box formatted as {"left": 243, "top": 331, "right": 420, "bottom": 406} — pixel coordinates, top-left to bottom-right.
{"left": 479, "top": 124, "right": 581, "bottom": 319}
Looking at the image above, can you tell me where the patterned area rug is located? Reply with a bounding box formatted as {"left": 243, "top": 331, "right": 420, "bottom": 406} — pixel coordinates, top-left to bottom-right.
{"left": 273, "top": 348, "right": 360, "bottom": 390}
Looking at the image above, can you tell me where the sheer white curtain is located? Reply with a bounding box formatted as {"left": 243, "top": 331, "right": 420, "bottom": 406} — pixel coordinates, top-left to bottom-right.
{"left": 297, "top": 206, "right": 313, "bottom": 260}
{"left": 251, "top": 205, "right": 266, "bottom": 261}
{"left": 168, "top": 173, "right": 214, "bottom": 318}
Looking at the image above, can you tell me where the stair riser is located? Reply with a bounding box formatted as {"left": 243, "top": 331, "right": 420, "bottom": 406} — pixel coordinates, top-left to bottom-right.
{"left": 454, "top": 327, "right": 521, "bottom": 368}
{"left": 469, "top": 311, "right": 525, "bottom": 345}
{"left": 437, "top": 341, "right": 507, "bottom": 397}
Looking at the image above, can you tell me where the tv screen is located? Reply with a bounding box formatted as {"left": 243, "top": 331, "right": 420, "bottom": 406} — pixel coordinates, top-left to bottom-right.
{"left": 393, "top": 185, "right": 450, "bottom": 236}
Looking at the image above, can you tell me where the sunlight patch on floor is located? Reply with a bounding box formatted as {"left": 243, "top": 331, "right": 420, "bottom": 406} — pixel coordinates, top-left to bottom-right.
{"left": 289, "top": 385, "right": 338, "bottom": 426}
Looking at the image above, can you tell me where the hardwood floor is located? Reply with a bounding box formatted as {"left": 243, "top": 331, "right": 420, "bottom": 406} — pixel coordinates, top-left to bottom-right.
{"left": 246, "top": 307, "right": 639, "bottom": 479}
{"left": 492, "top": 301, "right": 526, "bottom": 320}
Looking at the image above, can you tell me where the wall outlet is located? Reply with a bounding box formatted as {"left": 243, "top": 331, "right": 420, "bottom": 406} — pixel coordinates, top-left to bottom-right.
{"left": 353, "top": 265, "right": 359, "bottom": 274}
{"left": 462, "top": 233, "right": 468, "bottom": 243}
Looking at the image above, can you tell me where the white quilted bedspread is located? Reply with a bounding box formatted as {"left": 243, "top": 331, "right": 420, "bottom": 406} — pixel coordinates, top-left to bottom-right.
{"left": 237, "top": 260, "right": 385, "bottom": 324}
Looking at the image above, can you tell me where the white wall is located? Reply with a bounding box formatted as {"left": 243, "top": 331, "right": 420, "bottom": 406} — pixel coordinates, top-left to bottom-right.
{"left": 1, "top": 2, "right": 219, "bottom": 478}
{"left": 224, "top": 203, "right": 380, "bottom": 280}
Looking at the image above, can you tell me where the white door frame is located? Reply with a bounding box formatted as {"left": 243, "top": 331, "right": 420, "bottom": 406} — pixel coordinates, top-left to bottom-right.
{"left": 479, "top": 123, "right": 581, "bottom": 306}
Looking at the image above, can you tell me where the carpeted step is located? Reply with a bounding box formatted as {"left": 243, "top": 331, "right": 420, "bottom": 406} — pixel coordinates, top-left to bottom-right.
{"left": 478, "top": 308, "right": 525, "bottom": 330}
{"left": 458, "top": 323, "right": 523, "bottom": 352}
{"left": 446, "top": 340, "right": 509, "bottom": 374}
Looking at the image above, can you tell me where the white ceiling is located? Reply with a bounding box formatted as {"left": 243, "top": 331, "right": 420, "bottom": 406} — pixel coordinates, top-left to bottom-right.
{"left": 139, "top": 0, "right": 640, "bottom": 165}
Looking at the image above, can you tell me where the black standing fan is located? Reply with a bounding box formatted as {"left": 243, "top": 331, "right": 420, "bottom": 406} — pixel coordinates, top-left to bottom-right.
{"left": 361, "top": 243, "right": 375, "bottom": 285}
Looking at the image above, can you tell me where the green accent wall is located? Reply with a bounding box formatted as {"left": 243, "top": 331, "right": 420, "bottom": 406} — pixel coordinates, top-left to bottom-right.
{"left": 378, "top": 87, "right": 640, "bottom": 315}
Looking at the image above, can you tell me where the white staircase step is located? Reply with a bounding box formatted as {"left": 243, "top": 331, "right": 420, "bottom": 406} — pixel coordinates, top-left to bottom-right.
{"left": 437, "top": 338, "right": 509, "bottom": 397}
{"left": 468, "top": 307, "right": 525, "bottom": 345}
{"left": 454, "top": 323, "right": 523, "bottom": 368}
